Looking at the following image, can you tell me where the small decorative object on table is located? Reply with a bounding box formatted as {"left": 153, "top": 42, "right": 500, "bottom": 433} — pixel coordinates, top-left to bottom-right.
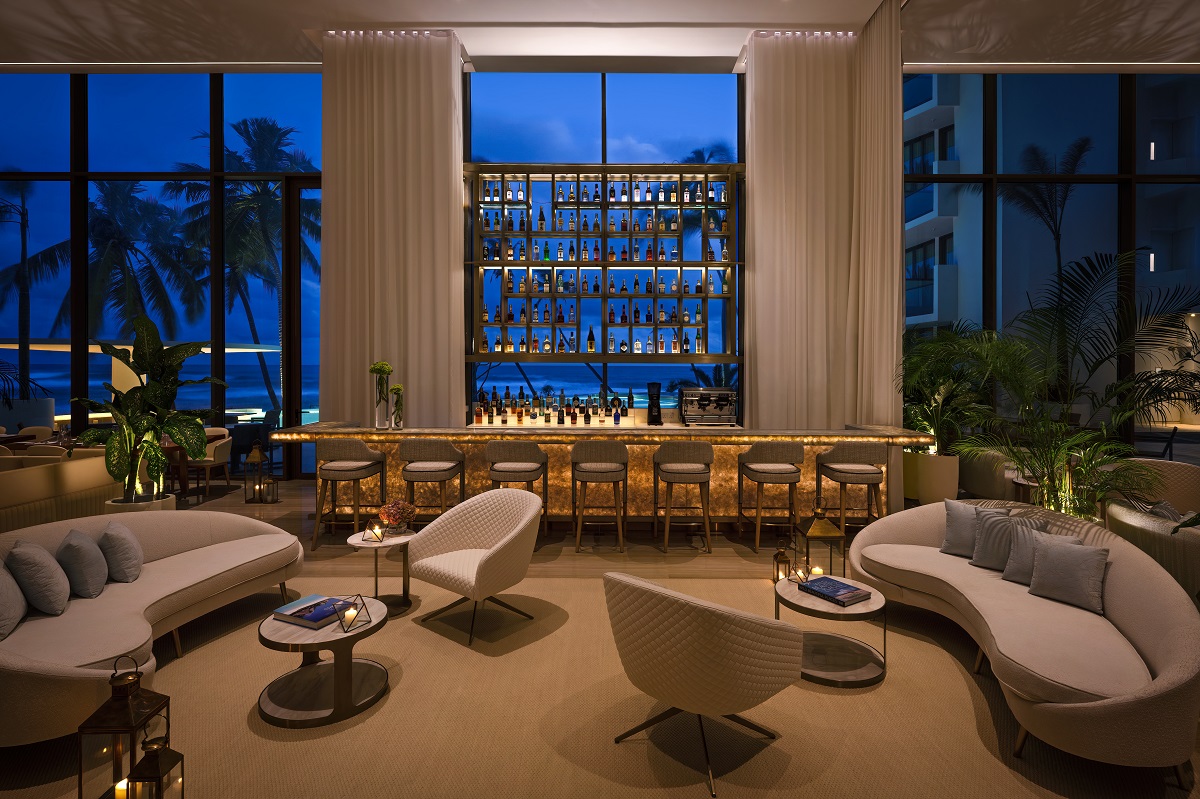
{"left": 337, "top": 594, "right": 372, "bottom": 633}
{"left": 272, "top": 595, "right": 345, "bottom": 629}
{"left": 364, "top": 522, "right": 385, "bottom": 543}
{"left": 378, "top": 498, "right": 417, "bottom": 533}
{"left": 369, "top": 361, "right": 393, "bottom": 429}
{"left": 796, "top": 576, "right": 872, "bottom": 607}
{"left": 390, "top": 383, "right": 404, "bottom": 429}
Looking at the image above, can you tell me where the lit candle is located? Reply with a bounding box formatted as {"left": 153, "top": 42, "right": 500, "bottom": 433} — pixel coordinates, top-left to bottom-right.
{"left": 811, "top": 566, "right": 824, "bottom": 577}
{"left": 344, "top": 607, "right": 358, "bottom": 626}
{"left": 115, "top": 779, "right": 128, "bottom": 799}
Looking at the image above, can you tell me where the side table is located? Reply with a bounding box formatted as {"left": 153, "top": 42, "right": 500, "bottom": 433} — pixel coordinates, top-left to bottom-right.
{"left": 774, "top": 576, "right": 886, "bottom": 687}
{"left": 347, "top": 529, "right": 416, "bottom": 617}
{"left": 257, "top": 596, "right": 388, "bottom": 728}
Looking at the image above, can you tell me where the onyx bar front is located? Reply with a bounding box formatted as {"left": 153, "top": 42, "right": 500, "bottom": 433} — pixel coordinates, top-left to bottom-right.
{"left": 273, "top": 421, "right": 932, "bottom": 523}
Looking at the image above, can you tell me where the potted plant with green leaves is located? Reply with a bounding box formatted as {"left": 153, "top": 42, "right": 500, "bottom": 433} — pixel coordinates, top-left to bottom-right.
{"left": 956, "top": 252, "right": 1200, "bottom": 518}
{"left": 897, "top": 322, "right": 997, "bottom": 504}
{"left": 72, "top": 315, "right": 225, "bottom": 511}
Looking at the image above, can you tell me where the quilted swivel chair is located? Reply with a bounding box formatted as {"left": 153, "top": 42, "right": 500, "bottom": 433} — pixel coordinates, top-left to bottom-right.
{"left": 410, "top": 488, "right": 543, "bottom": 645}
{"left": 603, "top": 572, "right": 805, "bottom": 797}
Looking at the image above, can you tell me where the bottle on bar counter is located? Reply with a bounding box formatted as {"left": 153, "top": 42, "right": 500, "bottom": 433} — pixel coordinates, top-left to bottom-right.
{"left": 633, "top": 182, "right": 641, "bottom": 202}
{"left": 568, "top": 332, "right": 576, "bottom": 352}
{"left": 581, "top": 240, "right": 589, "bottom": 261}
{"left": 482, "top": 305, "right": 490, "bottom": 323}
{"left": 620, "top": 304, "right": 628, "bottom": 323}
{"left": 683, "top": 332, "right": 691, "bottom": 354}
{"left": 621, "top": 183, "right": 629, "bottom": 202}
{"left": 543, "top": 241, "right": 551, "bottom": 261}
{"left": 571, "top": 404, "right": 578, "bottom": 424}
{"left": 569, "top": 303, "right": 576, "bottom": 323}
{"left": 633, "top": 304, "right": 641, "bottom": 324}
{"left": 557, "top": 406, "right": 565, "bottom": 424}
{"left": 475, "top": 403, "right": 484, "bottom": 424}
{"left": 537, "top": 208, "right": 546, "bottom": 231}
{"left": 587, "top": 325, "right": 596, "bottom": 353}
{"left": 501, "top": 405, "right": 509, "bottom": 424}
{"left": 593, "top": 242, "right": 601, "bottom": 261}
{"left": 487, "top": 403, "right": 495, "bottom": 424}
{"left": 583, "top": 404, "right": 591, "bottom": 425}
{"left": 532, "top": 333, "right": 539, "bottom": 353}
{"left": 633, "top": 336, "right": 643, "bottom": 353}
{"left": 494, "top": 332, "right": 502, "bottom": 352}
{"left": 633, "top": 275, "right": 641, "bottom": 293}
{"left": 608, "top": 332, "right": 616, "bottom": 353}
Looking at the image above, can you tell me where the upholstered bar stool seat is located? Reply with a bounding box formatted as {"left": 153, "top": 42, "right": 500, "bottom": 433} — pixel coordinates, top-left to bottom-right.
{"left": 486, "top": 440, "right": 548, "bottom": 536}
{"left": 654, "top": 441, "right": 714, "bottom": 554}
{"left": 400, "top": 438, "right": 466, "bottom": 523}
{"left": 816, "top": 441, "right": 886, "bottom": 534}
{"left": 738, "top": 442, "right": 805, "bottom": 554}
{"left": 571, "top": 441, "right": 629, "bottom": 553}
{"left": 314, "top": 438, "right": 387, "bottom": 551}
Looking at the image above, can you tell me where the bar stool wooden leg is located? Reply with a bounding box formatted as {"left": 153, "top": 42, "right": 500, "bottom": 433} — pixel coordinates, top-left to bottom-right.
{"left": 874, "top": 484, "right": 884, "bottom": 518}
{"left": 312, "top": 478, "right": 329, "bottom": 551}
{"left": 613, "top": 481, "right": 624, "bottom": 553}
{"left": 663, "top": 482, "right": 674, "bottom": 553}
{"left": 440, "top": 481, "right": 447, "bottom": 514}
{"left": 541, "top": 470, "right": 548, "bottom": 535}
{"left": 754, "top": 482, "right": 764, "bottom": 554}
{"left": 575, "top": 482, "right": 587, "bottom": 553}
{"left": 459, "top": 472, "right": 466, "bottom": 504}
{"left": 652, "top": 467, "right": 659, "bottom": 539}
{"left": 736, "top": 472, "right": 744, "bottom": 538}
{"left": 491, "top": 479, "right": 500, "bottom": 489}
{"left": 406, "top": 480, "right": 414, "bottom": 504}
{"left": 352, "top": 480, "right": 361, "bottom": 535}
{"left": 700, "top": 481, "right": 712, "bottom": 554}
{"left": 839, "top": 483, "right": 849, "bottom": 533}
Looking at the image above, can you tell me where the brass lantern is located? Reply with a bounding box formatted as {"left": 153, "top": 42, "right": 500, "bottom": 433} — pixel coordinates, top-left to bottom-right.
{"left": 77, "top": 657, "right": 170, "bottom": 799}
{"left": 126, "top": 714, "right": 183, "bottom": 799}
{"left": 243, "top": 440, "right": 278, "bottom": 503}
{"left": 771, "top": 545, "right": 792, "bottom": 583}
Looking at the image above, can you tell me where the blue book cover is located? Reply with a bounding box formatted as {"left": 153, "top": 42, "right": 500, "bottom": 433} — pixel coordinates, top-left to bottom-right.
{"left": 797, "top": 577, "right": 871, "bottom": 606}
{"left": 273, "top": 595, "right": 349, "bottom": 628}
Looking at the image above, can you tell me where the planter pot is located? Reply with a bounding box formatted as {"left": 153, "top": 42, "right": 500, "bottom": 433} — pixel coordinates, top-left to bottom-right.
{"left": 104, "top": 494, "right": 177, "bottom": 514}
{"left": 904, "top": 451, "right": 960, "bottom": 505}
{"left": 0, "top": 398, "right": 55, "bottom": 434}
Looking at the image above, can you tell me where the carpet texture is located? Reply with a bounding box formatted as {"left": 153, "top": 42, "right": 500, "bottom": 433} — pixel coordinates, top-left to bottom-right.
{"left": 1, "top": 574, "right": 1197, "bottom": 799}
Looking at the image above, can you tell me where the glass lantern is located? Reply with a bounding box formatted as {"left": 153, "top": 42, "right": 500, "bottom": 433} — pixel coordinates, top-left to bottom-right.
{"left": 243, "top": 441, "right": 279, "bottom": 503}
{"left": 126, "top": 714, "right": 183, "bottom": 799}
{"left": 77, "top": 658, "right": 170, "bottom": 799}
{"left": 336, "top": 594, "right": 372, "bottom": 633}
{"left": 771, "top": 545, "right": 792, "bottom": 583}
{"left": 364, "top": 522, "right": 385, "bottom": 543}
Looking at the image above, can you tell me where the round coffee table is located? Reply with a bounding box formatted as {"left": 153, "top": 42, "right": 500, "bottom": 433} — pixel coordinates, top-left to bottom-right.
{"left": 774, "top": 576, "right": 887, "bottom": 687}
{"left": 347, "top": 529, "right": 416, "bottom": 617}
{"left": 257, "top": 596, "right": 388, "bottom": 728}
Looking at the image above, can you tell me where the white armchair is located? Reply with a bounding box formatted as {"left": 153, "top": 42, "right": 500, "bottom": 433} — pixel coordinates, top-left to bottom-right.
{"left": 603, "top": 572, "right": 805, "bottom": 798}
{"left": 409, "top": 488, "right": 542, "bottom": 645}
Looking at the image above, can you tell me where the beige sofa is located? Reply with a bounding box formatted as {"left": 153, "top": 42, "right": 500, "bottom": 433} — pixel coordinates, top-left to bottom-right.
{"left": 0, "top": 511, "right": 303, "bottom": 746}
{"left": 849, "top": 501, "right": 1200, "bottom": 771}
{"left": 1106, "top": 458, "right": 1200, "bottom": 608}
{"left": 0, "top": 454, "right": 123, "bottom": 533}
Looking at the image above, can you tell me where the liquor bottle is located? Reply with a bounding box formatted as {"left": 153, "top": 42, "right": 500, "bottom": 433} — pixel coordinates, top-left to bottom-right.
{"left": 482, "top": 305, "right": 490, "bottom": 323}
{"left": 538, "top": 208, "right": 546, "bottom": 232}
{"left": 658, "top": 305, "right": 666, "bottom": 323}
{"left": 514, "top": 183, "right": 523, "bottom": 202}
{"left": 543, "top": 241, "right": 551, "bottom": 261}
{"left": 670, "top": 244, "right": 678, "bottom": 261}
{"left": 593, "top": 242, "right": 600, "bottom": 262}
{"left": 658, "top": 244, "right": 667, "bottom": 262}
{"left": 613, "top": 403, "right": 621, "bottom": 424}
{"left": 657, "top": 183, "right": 665, "bottom": 202}
{"left": 493, "top": 305, "right": 500, "bottom": 324}
{"left": 475, "top": 402, "right": 484, "bottom": 424}
{"left": 707, "top": 183, "right": 715, "bottom": 202}
{"left": 506, "top": 303, "right": 514, "bottom": 323}
{"left": 683, "top": 279, "right": 690, "bottom": 295}
{"left": 519, "top": 213, "right": 526, "bottom": 232}
{"left": 609, "top": 274, "right": 616, "bottom": 293}
{"left": 608, "top": 332, "right": 616, "bottom": 353}
{"left": 708, "top": 274, "right": 715, "bottom": 294}
{"left": 607, "top": 245, "right": 616, "bottom": 262}
{"left": 568, "top": 184, "right": 576, "bottom": 202}
{"left": 658, "top": 275, "right": 666, "bottom": 294}
{"left": 608, "top": 306, "right": 615, "bottom": 324}
{"left": 670, "top": 214, "right": 678, "bottom": 231}
{"left": 519, "top": 245, "right": 527, "bottom": 261}
{"left": 633, "top": 182, "right": 641, "bottom": 202}
{"left": 720, "top": 185, "right": 728, "bottom": 203}
{"left": 568, "top": 243, "right": 576, "bottom": 261}
{"left": 620, "top": 245, "right": 629, "bottom": 262}
{"left": 520, "top": 305, "right": 528, "bottom": 323}
{"left": 559, "top": 389, "right": 567, "bottom": 408}
{"left": 621, "top": 183, "right": 629, "bottom": 202}
{"left": 592, "top": 274, "right": 600, "bottom": 293}
{"left": 633, "top": 275, "right": 641, "bottom": 293}
{"left": 557, "top": 243, "right": 564, "bottom": 261}
{"left": 670, "top": 306, "right": 678, "bottom": 323}
{"left": 542, "top": 273, "right": 549, "bottom": 292}
{"left": 620, "top": 303, "right": 628, "bottom": 323}
{"left": 683, "top": 305, "right": 690, "bottom": 324}
{"left": 633, "top": 337, "right": 643, "bottom": 354}
{"left": 533, "top": 242, "right": 541, "bottom": 260}
{"left": 501, "top": 405, "right": 508, "bottom": 424}
{"left": 672, "top": 331, "right": 679, "bottom": 353}
{"left": 633, "top": 217, "right": 641, "bottom": 233}
{"left": 695, "top": 304, "right": 703, "bottom": 323}
{"left": 483, "top": 212, "right": 491, "bottom": 231}
{"left": 581, "top": 184, "right": 589, "bottom": 202}
{"left": 633, "top": 303, "right": 641, "bottom": 324}
{"left": 543, "top": 336, "right": 551, "bottom": 353}
{"left": 695, "top": 277, "right": 702, "bottom": 293}
{"left": 683, "top": 185, "right": 691, "bottom": 203}
{"left": 633, "top": 243, "right": 641, "bottom": 262}
{"left": 671, "top": 276, "right": 678, "bottom": 292}
{"left": 592, "top": 214, "right": 600, "bottom": 232}
{"left": 518, "top": 386, "right": 526, "bottom": 404}
{"left": 658, "top": 334, "right": 665, "bottom": 353}
{"left": 556, "top": 303, "right": 565, "bottom": 324}
{"left": 487, "top": 403, "right": 495, "bottom": 424}
{"left": 556, "top": 271, "right": 564, "bottom": 292}
{"left": 506, "top": 213, "right": 514, "bottom": 232}
{"left": 568, "top": 332, "right": 577, "bottom": 352}
{"left": 608, "top": 183, "right": 616, "bottom": 202}
{"left": 708, "top": 215, "right": 716, "bottom": 232}
{"left": 557, "top": 335, "right": 566, "bottom": 353}
{"left": 646, "top": 333, "right": 655, "bottom": 353}
{"left": 670, "top": 183, "right": 678, "bottom": 203}
{"left": 707, "top": 243, "right": 716, "bottom": 262}
{"left": 582, "top": 275, "right": 589, "bottom": 294}
{"left": 583, "top": 404, "right": 591, "bottom": 425}
{"left": 518, "top": 272, "right": 525, "bottom": 292}
{"left": 557, "top": 186, "right": 564, "bottom": 203}
{"left": 695, "top": 184, "right": 704, "bottom": 203}
{"left": 646, "top": 244, "right": 654, "bottom": 262}
{"left": 569, "top": 303, "right": 576, "bottom": 323}
{"left": 568, "top": 214, "right": 576, "bottom": 232}
{"left": 493, "top": 211, "right": 500, "bottom": 230}
{"left": 620, "top": 213, "right": 628, "bottom": 232}
{"left": 581, "top": 240, "right": 589, "bottom": 262}
{"left": 483, "top": 181, "right": 491, "bottom": 202}
{"left": 608, "top": 216, "right": 615, "bottom": 232}
{"left": 619, "top": 338, "right": 629, "bottom": 354}
{"left": 543, "top": 306, "right": 551, "bottom": 323}
{"left": 683, "top": 332, "right": 691, "bottom": 354}
{"left": 645, "top": 211, "right": 653, "bottom": 231}
{"left": 506, "top": 183, "right": 513, "bottom": 201}
{"left": 518, "top": 334, "right": 527, "bottom": 353}
{"left": 571, "top": 405, "right": 578, "bottom": 425}
{"left": 695, "top": 335, "right": 705, "bottom": 354}
{"left": 721, "top": 240, "right": 729, "bottom": 262}
{"left": 531, "top": 333, "right": 539, "bottom": 353}
{"left": 506, "top": 335, "right": 514, "bottom": 353}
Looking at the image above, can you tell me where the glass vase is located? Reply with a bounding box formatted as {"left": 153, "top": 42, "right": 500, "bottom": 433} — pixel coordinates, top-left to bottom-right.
{"left": 374, "top": 375, "right": 390, "bottom": 429}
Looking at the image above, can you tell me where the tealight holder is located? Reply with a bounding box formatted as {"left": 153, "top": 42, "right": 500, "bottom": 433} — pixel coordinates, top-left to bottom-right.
{"left": 336, "top": 595, "right": 371, "bottom": 633}
{"left": 364, "top": 523, "right": 385, "bottom": 543}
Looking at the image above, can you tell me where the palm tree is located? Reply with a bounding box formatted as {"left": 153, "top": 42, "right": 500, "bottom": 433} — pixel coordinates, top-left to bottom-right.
{"left": 678, "top": 143, "right": 735, "bottom": 250}
{"left": 666, "top": 364, "right": 739, "bottom": 394}
{"left": 0, "top": 172, "right": 69, "bottom": 399}
{"left": 166, "top": 117, "right": 320, "bottom": 411}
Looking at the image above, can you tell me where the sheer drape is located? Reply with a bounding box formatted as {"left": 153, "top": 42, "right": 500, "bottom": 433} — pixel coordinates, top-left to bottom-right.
{"left": 745, "top": 1, "right": 901, "bottom": 430}
{"left": 321, "top": 30, "right": 465, "bottom": 428}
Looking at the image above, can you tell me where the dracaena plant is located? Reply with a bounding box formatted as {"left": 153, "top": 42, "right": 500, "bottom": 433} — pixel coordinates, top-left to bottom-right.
{"left": 71, "top": 315, "right": 226, "bottom": 503}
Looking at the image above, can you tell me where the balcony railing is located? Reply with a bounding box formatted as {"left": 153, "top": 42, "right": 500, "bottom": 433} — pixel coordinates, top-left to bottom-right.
{"left": 905, "top": 277, "right": 935, "bottom": 318}
{"left": 904, "top": 152, "right": 935, "bottom": 175}
{"left": 904, "top": 184, "right": 934, "bottom": 222}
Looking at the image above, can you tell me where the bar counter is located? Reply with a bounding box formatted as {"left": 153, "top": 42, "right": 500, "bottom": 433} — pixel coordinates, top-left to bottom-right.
{"left": 273, "top": 421, "right": 932, "bottom": 524}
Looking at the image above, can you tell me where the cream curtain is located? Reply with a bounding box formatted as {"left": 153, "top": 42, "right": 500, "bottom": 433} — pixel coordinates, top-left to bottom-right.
{"left": 745, "top": 1, "right": 902, "bottom": 430}
{"left": 321, "top": 30, "right": 466, "bottom": 428}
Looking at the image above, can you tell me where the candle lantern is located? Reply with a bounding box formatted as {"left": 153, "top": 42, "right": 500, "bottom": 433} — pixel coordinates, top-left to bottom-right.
{"left": 772, "top": 545, "right": 792, "bottom": 583}
{"left": 243, "top": 441, "right": 279, "bottom": 504}
{"left": 126, "top": 714, "right": 183, "bottom": 799}
{"left": 364, "top": 523, "right": 385, "bottom": 543}
{"left": 336, "top": 594, "right": 371, "bottom": 633}
{"left": 77, "top": 657, "right": 170, "bottom": 799}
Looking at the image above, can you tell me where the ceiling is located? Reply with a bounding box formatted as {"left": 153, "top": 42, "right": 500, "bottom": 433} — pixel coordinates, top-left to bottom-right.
{"left": 0, "top": 0, "right": 1198, "bottom": 71}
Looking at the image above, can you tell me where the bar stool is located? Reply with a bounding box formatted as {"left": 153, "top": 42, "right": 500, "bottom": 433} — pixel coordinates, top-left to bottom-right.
{"left": 653, "top": 441, "right": 713, "bottom": 554}
{"left": 485, "top": 440, "right": 548, "bottom": 535}
{"left": 313, "top": 438, "right": 387, "bottom": 551}
{"left": 399, "top": 438, "right": 466, "bottom": 524}
{"left": 816, "top": 441, "right": 886, "bottom": 533}
{"left": 737, "top": 441, "right": 804, "bottom": 553}
{"left": 571, "top": 441, "right": 628, "bottom": 553}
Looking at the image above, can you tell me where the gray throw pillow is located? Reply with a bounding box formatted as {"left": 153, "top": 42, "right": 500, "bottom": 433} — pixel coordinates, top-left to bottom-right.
{"left": 1002, "top": 527, "right": 1082, "bottom": 585}
{"left": 0, "top": 562, "right": 27, "bottom": 641}
{"left": 1028, "top": 539, "right": 1109, "bottom": 614}
{"left": 1149, "top": 501, "right": 1183, "bottom": 522}
{"left": 6, "top": 540, "right": 70, "bottom": 615}
{"left": 56, "top": 530, "right": 108, "bottom": 599}
{"left": 98, "top": 521, "right": 143, "bottom": 583}
{"left": 970, "top": 515, "right": 1046, "bottom": 571}
{"left": 941, "top": 500, "right": 1011, "bottom": 557}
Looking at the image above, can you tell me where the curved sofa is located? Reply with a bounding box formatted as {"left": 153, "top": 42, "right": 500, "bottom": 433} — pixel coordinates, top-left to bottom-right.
{"left": 849, "top": 500, "right": 1200, "bottom": 769}
{"left": 0, "top": 510, "right": 303, "bottom": 747}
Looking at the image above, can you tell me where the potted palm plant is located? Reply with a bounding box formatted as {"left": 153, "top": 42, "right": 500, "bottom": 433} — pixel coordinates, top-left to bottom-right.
{"left": 898, "top": 322, "right": 996, "bottom": 505}
{"left": 956, "top": 252, "right": 1200, "bottom": 518}
{"left": 72, "top": 315, "right": 225, "bottom": 511}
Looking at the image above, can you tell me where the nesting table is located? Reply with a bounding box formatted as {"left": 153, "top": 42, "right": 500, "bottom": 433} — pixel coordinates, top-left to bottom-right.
{"left": 774, "top": 576, "right": 887, "bottom": 687}
{"left": 346, "top": 529, "right": 416, "bottom": 617}
{"left": 257, "top": 596, "right": 389, "bottom": 728}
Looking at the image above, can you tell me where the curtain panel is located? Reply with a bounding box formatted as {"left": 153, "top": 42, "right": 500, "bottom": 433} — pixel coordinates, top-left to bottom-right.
{"left": 321, "top": 30, "right": 466, "bottom": 428}
{"left": 745, "top": 0, "right": 902, "bottom": 430}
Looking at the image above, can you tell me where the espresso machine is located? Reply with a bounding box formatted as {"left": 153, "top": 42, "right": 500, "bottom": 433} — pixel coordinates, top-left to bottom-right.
{"left": 646, "top": 382, "right": 663, "bottom": 426}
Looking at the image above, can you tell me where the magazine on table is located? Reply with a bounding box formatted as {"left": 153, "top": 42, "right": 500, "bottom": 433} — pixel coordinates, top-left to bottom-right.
{"left": 273, "top": 595, "right": 352, "bottom": 629}
{"left": 796, "top": 576, "right": 872, "bottom": 607}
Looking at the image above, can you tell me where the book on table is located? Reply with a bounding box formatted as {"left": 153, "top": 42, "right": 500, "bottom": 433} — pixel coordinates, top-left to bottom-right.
{"left": 796, "top": 576, "right": 872, "bottom": 607}
{"left": 273, "top": 594, "right": 351, "bottom": 629}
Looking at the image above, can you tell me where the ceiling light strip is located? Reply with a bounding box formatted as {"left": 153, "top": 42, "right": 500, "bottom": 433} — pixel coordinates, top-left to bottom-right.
{"left": 906, "top": 61, "right": 1200, "bottom": 67}
{"left": 0, "top": 61, "right": 320, "bottom": 66}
